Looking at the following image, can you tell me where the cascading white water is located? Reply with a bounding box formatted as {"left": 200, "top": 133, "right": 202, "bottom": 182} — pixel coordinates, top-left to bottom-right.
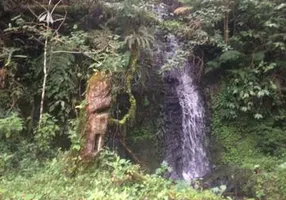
{"left": 154, "top": 3, "right": 210, "bottom": 182}
{"left": 175, "top": 66, "right": 210, "bottom": 181}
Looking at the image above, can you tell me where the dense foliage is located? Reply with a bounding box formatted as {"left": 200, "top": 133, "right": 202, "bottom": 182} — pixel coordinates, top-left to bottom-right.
{"left": 1, "top": 150, "right": 222, "bottom": 199}
{"left": 0, "top": 0, "right": 286, "bottom": 199}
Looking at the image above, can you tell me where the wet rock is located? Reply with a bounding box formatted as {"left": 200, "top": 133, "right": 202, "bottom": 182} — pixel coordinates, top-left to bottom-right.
{"left": 203, "top": 165, "right": 256, "bottom": 199}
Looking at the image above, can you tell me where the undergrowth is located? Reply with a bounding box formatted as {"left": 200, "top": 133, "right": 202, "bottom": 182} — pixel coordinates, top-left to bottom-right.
{"left": 0, "top": 149, "right": 222, "bottom": 200}
{"left": 211, "top": 83, "right": 286, "bottom": 199}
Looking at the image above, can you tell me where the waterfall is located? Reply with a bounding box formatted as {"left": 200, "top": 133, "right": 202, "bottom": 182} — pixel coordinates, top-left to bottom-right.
{"left": 176, "top": 66, "right": 210, "bottom": 181}
{"left": 154, "top": 3, "right": 210, "bottom": 182}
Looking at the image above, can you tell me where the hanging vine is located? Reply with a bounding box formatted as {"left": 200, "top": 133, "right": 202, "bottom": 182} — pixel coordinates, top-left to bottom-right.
{"left": 110, "top": 27, "right": 154, "bottom": 127}
{"left": 110, "top": 47, "right": 138, "bottom": 126}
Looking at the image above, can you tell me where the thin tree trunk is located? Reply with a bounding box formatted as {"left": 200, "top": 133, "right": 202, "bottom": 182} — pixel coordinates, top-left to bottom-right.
{"left": 39, "top": 0, "right": 52, "bottom": 125}
{"left": 39, "top": 34, "right": 48, "bottom": 125}
{"left": 224, "top": 11, "right": 229, "bottom": 44}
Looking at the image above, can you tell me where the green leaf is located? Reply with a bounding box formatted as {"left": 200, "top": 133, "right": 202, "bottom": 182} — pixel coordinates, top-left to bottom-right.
{"left": 275, "top": 3, "right": 286, "bottom": 10}
{"left": 254, "top": 113, "right": 263, "bottom": 119}
{"left": 219, "top": 50, "right": 241, "bottom": 63}
{"left": 253, "top": 52, "right": 265, "bottom": 62}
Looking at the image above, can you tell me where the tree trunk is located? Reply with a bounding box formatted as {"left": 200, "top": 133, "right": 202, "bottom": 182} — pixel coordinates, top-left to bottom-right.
{"left": 224, "top": 11, "right": 229, "bottom": 44}
{"left": 81, "top": 71, "right": 112, "bottom": 160}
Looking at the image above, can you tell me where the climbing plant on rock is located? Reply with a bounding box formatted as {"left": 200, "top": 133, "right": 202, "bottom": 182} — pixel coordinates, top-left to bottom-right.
{"left": 111, "top": 27, "right": 154, "bottom": 127}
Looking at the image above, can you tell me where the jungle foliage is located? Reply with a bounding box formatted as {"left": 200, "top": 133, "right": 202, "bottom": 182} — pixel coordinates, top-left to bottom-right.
{"left": 0, "top": 0, "right": 286, "bottom": 199}
{"left": 1, "top": 150, "right": 223, "bottom": 199}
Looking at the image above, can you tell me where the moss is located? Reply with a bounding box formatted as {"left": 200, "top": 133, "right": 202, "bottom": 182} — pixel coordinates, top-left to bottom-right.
{"left": 87, "top": 71, "right": 111, "bottom": 92}
{"left": 160, "top": 20, "right": 185, "bottom": 33}
{"left": 115, "top": 95, "right": 136, "bottom": 126}
{"left": 110, "top": 48, "right": 138, "bottom": 126}
{"left": 212, "top": 102, "right": 254, "bottom": 164}
{"left": 127, "top": 119, "right": 163, "bottom": 172}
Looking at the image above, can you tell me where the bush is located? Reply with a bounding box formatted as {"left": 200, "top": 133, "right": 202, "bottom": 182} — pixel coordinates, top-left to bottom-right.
{"left": 0, "top": 112, "right": 24, "bottom": 139}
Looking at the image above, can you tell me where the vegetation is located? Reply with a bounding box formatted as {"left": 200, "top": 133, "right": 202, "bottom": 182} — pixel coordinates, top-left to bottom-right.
{"left": 0, "top": 0, "right": 286, "bottom": 199}
{"left": 0, "top": 150, "right": 222, "bottom": 199}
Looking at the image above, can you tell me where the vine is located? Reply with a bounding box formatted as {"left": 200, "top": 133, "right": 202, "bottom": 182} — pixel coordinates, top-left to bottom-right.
{"left": 110, "top": 46, "right": 138, "bottom": 126}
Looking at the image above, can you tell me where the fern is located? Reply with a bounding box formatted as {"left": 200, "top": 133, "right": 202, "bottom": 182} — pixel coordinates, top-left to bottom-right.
{"left": 34, "top": 53, "right": 76, "bottom": 121}
{"left": 124, "top": 26, "right": 154, "bottom": 50}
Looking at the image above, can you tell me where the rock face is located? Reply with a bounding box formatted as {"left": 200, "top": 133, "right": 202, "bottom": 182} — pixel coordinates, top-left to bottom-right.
{"left": 203, "top": 166, "right": 256, "bottom": 198}
{"left": 82, "top": 71, "right": 112, "bottom": 159}
{"left": 163, "top": 71, "right": 184, "bottom": 179}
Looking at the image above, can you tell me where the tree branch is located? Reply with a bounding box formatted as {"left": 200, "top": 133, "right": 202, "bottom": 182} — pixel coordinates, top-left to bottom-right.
{"left": 119, "top": 138, "right": 141, "bottom": 165}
